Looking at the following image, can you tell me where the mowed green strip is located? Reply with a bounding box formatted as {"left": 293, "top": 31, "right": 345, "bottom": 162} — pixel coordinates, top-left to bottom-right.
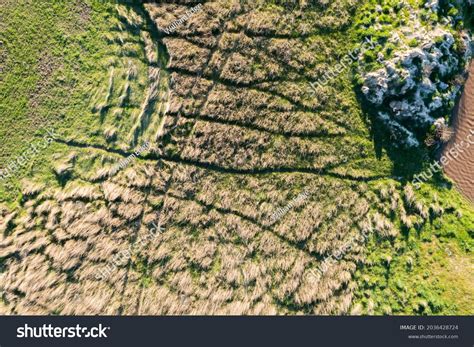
{"left": 0, "top": 0, "right": 129, "bottom": 205}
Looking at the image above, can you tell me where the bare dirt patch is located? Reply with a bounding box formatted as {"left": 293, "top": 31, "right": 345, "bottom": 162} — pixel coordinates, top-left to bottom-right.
{"left": 0, "top": 43, "right": 7, "bottom": 77}
{"left": 28, "top": 52, "right": 63, "bottom": 127}
{"left": 443, "top": 61, "right": 474, "bottom": 204}
{"left": 59, "top": 0, "right": 92, "bottom": 35}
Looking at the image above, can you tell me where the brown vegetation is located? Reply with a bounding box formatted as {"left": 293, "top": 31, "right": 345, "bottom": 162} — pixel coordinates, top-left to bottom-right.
{"left": 0, "top": 0, "right": 440, "bottom": 315}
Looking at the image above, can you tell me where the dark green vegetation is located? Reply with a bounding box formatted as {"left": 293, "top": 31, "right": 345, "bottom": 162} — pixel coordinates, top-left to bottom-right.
{"left": 0, "top": 0, "right": 472, "bottom": 315}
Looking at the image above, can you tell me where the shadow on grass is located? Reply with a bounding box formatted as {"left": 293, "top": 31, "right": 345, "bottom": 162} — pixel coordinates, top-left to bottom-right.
{"left": 352, "top": 84, "right": 455, "bottom": 190}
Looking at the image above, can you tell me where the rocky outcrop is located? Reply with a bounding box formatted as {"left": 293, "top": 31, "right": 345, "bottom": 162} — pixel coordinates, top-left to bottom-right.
{"left": 359, "top": 0, "right": 472, "bottom": 148}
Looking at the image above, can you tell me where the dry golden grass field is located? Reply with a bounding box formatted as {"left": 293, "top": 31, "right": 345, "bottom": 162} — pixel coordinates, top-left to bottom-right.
{"left": 0, "top": 0, "right": 472, "bottom": 315}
